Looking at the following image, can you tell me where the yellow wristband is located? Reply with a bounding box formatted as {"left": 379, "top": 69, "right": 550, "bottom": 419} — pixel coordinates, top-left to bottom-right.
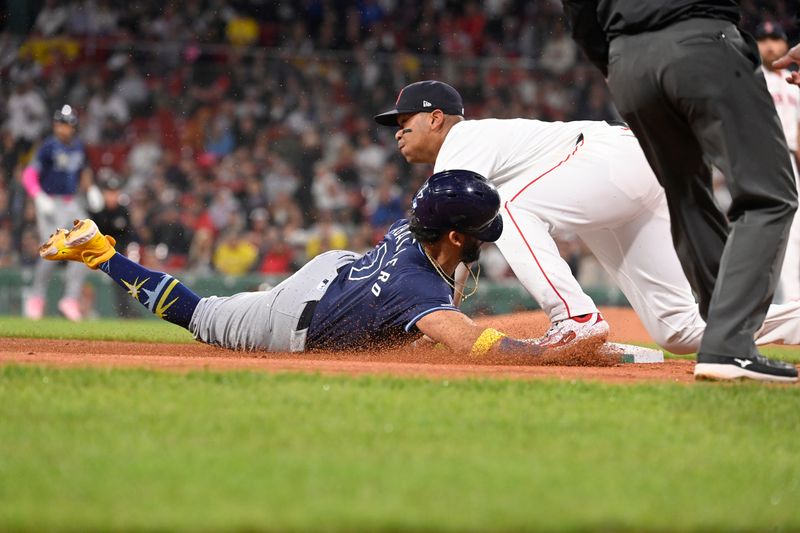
{"left": 471, "top": 328, "right": 507, "bottom": 357}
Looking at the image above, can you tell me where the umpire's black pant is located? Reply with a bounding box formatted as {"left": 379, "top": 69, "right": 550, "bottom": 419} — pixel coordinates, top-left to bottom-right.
{"left": 607, "top": 18, "right": 797, "bottom": 359}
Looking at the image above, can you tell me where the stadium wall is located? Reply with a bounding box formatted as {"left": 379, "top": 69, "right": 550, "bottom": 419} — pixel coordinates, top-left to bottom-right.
{"left": 0, "top": 268, "right": 630, "bottom": 318}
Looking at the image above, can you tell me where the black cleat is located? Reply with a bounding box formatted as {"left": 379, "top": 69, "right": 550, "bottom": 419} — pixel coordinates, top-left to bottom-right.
{"left": 695, "top": 353, "right": 798, "bottom": 383}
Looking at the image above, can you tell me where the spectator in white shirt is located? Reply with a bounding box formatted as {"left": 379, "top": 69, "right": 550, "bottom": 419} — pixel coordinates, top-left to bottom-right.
{"left": 84, "top": 81, "right": 129, "bottom": 144}
{"left": 34, "top": 0, "right": 69, "bottom": 37}
{"left": 5, "top": 78, "right": 48, "bottom": 145}
{"left": 115, "top": 64, "right": 150, "bottom": 114}
{"left": 539, "top": 21, "right": 577, "bottom": 75}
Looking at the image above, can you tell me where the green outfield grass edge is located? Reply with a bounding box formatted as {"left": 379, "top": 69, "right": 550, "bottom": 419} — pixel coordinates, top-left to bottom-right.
{"left": 0, "top": 316, "right": 194, "bottom": 343}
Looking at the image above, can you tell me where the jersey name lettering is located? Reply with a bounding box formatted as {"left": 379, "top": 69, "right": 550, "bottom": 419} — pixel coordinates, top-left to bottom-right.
{"left": 349, "top": 223, "right": 411, "bottom": 281}
{"left": 371, "top": 268, "right": 394, "bottom": 296}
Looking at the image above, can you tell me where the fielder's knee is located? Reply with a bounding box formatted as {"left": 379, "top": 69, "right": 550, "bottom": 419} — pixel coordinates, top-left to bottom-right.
{"left": 648, "top": 326, "right": 702, "bottom": 354}
{"left": 657, "top": 337, "right": 697, "bottom": 355}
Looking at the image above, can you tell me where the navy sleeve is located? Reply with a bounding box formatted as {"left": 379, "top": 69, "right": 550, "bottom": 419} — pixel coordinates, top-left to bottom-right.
{"left": 32, "top": 140, "right": 52, "bottom": 172}
{"left": 385, "top": 271, "right": 461, "bottom": 332}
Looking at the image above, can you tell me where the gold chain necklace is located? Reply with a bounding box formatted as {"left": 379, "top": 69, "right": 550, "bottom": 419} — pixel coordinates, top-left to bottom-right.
{"left": 422, "top": 247, "right": 481, "bottom": 301}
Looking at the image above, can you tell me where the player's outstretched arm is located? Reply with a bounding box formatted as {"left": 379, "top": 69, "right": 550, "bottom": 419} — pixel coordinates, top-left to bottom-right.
{"left": 773, "top": 43, "right": 800, "bottom": 85}
{"left": 416, "top": 309, "right": 545, "bottom": 358}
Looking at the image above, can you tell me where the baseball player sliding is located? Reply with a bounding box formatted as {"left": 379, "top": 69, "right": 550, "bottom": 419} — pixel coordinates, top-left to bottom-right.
{"left": 756, "top": 22, "right": 800, "bottom": 303}
{"left": 38, "top": 170, "right": 573, "bottom": 359}
{"left": 375, "top": 80, "right": 800, "bottom": 357}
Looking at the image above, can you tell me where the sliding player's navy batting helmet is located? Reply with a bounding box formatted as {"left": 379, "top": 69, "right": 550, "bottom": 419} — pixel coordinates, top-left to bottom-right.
{"left": 410, "top": 169, "right": 503, "bottom": 242}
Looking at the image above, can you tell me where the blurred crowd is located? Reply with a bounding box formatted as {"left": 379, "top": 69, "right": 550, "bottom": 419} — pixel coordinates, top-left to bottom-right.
{"left": 0, "top": 0, "right": 796, "bottom": 278}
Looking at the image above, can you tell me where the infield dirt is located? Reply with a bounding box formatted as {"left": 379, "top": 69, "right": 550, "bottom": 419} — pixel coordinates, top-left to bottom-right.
{"left": 0, "top": 307, "right": 709, "bottom": 383}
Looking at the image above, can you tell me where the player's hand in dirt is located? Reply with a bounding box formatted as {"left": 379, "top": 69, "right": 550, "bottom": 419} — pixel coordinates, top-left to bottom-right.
{"left": 415, "top": 310, "right": 618, "bottom": 366}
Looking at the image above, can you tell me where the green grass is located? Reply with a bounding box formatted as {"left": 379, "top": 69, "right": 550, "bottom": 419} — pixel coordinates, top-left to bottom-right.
{"left": 1, "top": 366, "right": 799, "bottom": 532}
{"left": 2, "top": 319, "right": 800, "bottom": 531}
{"left": 0, "top": 317, "right": 194, "bottom": 343}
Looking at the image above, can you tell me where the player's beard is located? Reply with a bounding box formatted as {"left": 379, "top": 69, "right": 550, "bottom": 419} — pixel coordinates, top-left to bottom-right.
{"left": 460, "top": 237, "right": 482, "bottom": 264}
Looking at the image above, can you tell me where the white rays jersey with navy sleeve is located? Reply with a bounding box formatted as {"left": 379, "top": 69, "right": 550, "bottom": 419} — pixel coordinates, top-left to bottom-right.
{"left": 306, "top": 219, "right": 459, "bottom": 350}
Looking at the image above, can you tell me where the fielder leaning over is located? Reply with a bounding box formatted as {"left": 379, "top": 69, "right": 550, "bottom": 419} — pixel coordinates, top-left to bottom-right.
{"left": 40, "top": 170, "right": 551, "bottom": 358}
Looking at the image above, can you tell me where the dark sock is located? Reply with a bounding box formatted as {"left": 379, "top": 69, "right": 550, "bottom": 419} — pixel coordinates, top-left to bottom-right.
{"left": 98, "top": 253, "right": 200, "bottom": 328}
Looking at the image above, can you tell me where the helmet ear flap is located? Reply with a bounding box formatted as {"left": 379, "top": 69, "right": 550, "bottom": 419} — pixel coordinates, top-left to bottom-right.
{"left": 408, "top": 212, "right": 443, "bottom": 243}
{"left": 450, "top": 214, "right": 468, "bottom": 228}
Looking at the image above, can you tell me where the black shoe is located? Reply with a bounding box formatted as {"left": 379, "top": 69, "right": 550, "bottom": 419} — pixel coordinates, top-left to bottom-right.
{"left": 695, "top": 353, "right": 798, "bottom": 382}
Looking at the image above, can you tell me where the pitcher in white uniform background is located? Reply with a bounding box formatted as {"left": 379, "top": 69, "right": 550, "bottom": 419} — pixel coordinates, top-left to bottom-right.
{"left": 375, "top": 80, "right": 800, "bottom": 354}
{"left": 756, "top": 21, "right": 800, "bottom": 303}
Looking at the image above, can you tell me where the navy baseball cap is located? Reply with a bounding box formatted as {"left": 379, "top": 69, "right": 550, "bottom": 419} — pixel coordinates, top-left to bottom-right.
{"left": 374, "top": 80, "right": 464, "bottom": 126}
{"left": 755, "top": 21, "right": 788, "bottom": 41}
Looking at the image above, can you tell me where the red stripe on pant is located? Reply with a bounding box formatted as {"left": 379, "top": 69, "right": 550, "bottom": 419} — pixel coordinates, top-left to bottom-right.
{"left": 505, "top": 138, "right": 586, "bottom": 318}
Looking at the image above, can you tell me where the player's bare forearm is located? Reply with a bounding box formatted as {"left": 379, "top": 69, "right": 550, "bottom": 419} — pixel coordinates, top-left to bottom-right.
{"left": 416, "top": 309, "right": 543, "bottom": 358}
{"left": 415, "top": 309, "right": 479, "bottom": 352}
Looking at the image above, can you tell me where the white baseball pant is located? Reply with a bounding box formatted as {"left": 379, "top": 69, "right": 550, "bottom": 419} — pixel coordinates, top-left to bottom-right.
{"left": 495, "top": 124, "right": 800, "bottom": 353}
{"left": 32, "top": 196, "right": 88, "bottom": 301}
